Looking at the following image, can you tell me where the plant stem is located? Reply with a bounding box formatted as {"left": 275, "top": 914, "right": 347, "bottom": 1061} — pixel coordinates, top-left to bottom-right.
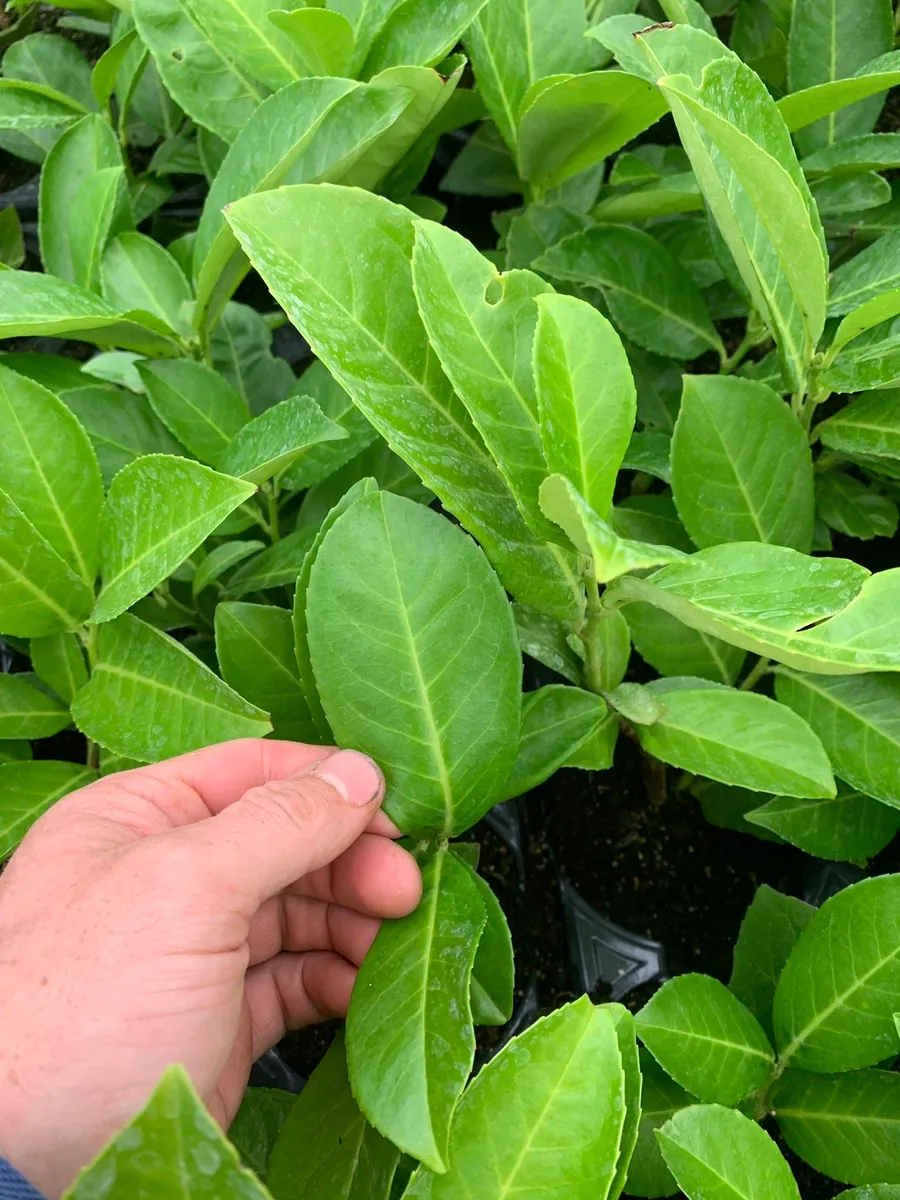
{"left": 582, "top": 574, "right": 606, "bottom": 695}
{"left": 719, "top": 328, "right": 757, "bottom": 375}
{"left": 740, "top": 656, "right": 772, "bottom": 691}
{"left": 84, "top": 624, "right": 100, "bottom": 770}
{"left": 267, "top": 484, "right": 281, "bottom": 544}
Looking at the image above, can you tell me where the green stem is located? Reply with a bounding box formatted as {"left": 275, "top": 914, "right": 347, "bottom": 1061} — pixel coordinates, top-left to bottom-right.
{"left": 582, "top": 574, "right": 606, "bottom": 695}
{"left": 84, "top": 624, "right": 100, "bottom": 770}
{"left": 267, "top": 483, "right": 281, "bottom": 544}
{"left": 740, "top": 656, "right": 772, "bottom": 691}
{"left": 720, "top": 328, "right": 757, "bottom": 375}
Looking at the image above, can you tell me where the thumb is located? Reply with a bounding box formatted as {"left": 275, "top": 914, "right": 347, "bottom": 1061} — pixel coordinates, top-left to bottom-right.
{"left": 168, "top": 749, "right": 385, "bottom": 913}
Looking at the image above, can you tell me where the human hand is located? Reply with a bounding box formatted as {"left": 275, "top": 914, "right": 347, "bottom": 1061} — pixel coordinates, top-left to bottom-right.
{"left": 0, "top": 739, "right": 421, "bottom": 1198}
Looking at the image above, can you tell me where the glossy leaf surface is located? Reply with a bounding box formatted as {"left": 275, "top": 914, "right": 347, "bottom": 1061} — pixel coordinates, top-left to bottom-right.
{"left": 218, "top": 393, "right": 347, "bottom": 486}
{"left": 101, "top": 233, "right": 192, "bottom": 335}
{"left": 30, "top": 632, "right": 88, "bottom": 706}
{"left": 625, "top": 1049, "right": 690, "bottom": 1200}
{"left": 0, "top": 673, "right": 69, "bottom": 739}
{"left": 453, "top": 852, "right": 514, "bottom": 1027}
{"left": 0, "top": 760, "right": 97, "bottom": 859}
{"left": 501, "top": 685, "right": 608, "bottom": 801}
{"left": 138, "top": 360, "right": 251, "bottom": 467}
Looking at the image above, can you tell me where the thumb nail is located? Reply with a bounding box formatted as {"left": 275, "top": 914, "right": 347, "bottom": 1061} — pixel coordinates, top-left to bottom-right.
{"left": 312, "top": 749, "right": 384, "bottom": 807}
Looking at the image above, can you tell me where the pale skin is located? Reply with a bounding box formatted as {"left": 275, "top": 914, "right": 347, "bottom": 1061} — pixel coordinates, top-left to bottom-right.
{"left": 0, "top": 739, "right": 422, "bottom": 1198}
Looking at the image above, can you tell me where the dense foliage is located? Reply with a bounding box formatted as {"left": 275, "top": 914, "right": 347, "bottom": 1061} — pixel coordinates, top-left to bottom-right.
{"left": 3, "top": 0, "right": 900, "bottom": 1195}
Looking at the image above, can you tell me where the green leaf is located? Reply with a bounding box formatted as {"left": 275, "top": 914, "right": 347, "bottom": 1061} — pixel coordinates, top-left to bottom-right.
{"left": 268, "top": 1031, "right": 398, "bottom": 1200}
{"left": 215, "top": 601, "right": 317, "bottom": 742}
{"left": 347, "top": 847, "right": 485, "bottom": 1172}
{"left": 504, "top": 203, "right": 591, "bottom": 270}
{"left": 787, "top": 0, "right": 893, "bottom": 155}
{"left": 307, "top": 491, "right": 521, "bottom": 836}
{"left": 564, "top": 710, "right": 619, "bottom": 771}
{"left": 0, "top": 761, "right": 97, "bottom": 859}
{"left": 63, "top": 1064, "right": 271, "bottom": 1199}
{"left": 517, "top": 71, "right": 666, "bottom": 189}
{"left": 774, "top": 875, "right": 900, "bottom": 1073}
{"left": 30, "top": 631, "right": 88, "bottom": 706}
{"left": 539, "top": 475, "right": 690, "bottom": 585}
{"left": 266, "top": 8, "right": 355, "bottom": 77}
{"left": 441, "top": 119, "right": 521, "bottom": 196}
{"left": 778, "top": 50, "right": 900, "bottom": 136}
{"left": 226, "top": 183, "right": 584, "bottom": 622}
{"left": 452, "top": 851, "right": 514, "bottom": 1027}
{"left": 775, "top": 670, "right": 900, "bottom": 810}
{"left": 0, "top": 206, "right": 24, "bottom": 269}
{"left": 658, "top": 1104, "right": 801, "bottom": 1200}
{"left": 533, "top": 293, "right": 635, "bottom": 519}
{"left": 835, "top": 1188, "right": 900, "bottom": 1199}
{"left": 821, "top": 328, "right": 900, "bottom": 394}
{"left": 605, "top": 681, "right": 664, "bottom": 726}
{"left": 535, "top": 225, "right": 722, "bottom": 361}
{"left": 747, "top": 788, "right": 900, "bottom": 862}
{"left": 228, "top": 1087, "right": 295, "bottom": 1184}
{"left": 93, "top": 456, "right": 255, "bottom": 624}
{"left": 612, "top": 494, "right": 693, "bottom": 553}
{"left": 71, "top": 614, "right": 272, "bottom": 762}
{"left": 131, "top": 0, "right": 265, "bottom": 143}
{"left": 0, "top": 78, "right": 86, "bottom": 152}
{"left": 692, "top": 779, "right": 784, "bottom": 842}
{"left": 101, "top": 232, "right": 192, "bottom": 335}
{"left": 464, "top": 0, "right": 589, "bottom": 151}
{"left": 639, "top": 26, "right": 827, "bottom": 391}
{"left": 829, "top": 228, "right": 900, "bottom": 317}
{"left": 91, "top": 28, "right": 140, "bottom": 115}
{"left": 81, "top": 352, "right": 145, "bottom": 395}
{"left": 636, "top": 975, "right": 774, "bottom": 1107}
{"left": 4, "top": 32, "right": 95, "bottom": 112}
{"left": 0, "top": 487, "right": 95, "bottom": 638}
{"left": 513, "top": 603, "right": 584, "bottom": 685}
{"left": 61, "top": 385, "right": 185, "bottom": 486}
{"left": 362, "top": 0, "right": 490, "bottom": 75}
{"left": 729, "top": 885, "right": 814, "bottom": 1044}
{"left": 774, "top": 1068, "right": 900, "bottom": 1187}
{"left": 828, "top": 294, "right": 900, "bottom": 363}
{"left": 218, "top": 394, "right": 347, "bottom": 486}
{"left": 137, "top": 359, "right": 250, "bottom": 467}
{"left": 0, "top": 672, "right": 69, "bottom": 739}
{"left": 225, "top": 527, "right": 317, "bottom": 596}
{"left": 280, "top": 362, "right": 378, "bottom": 492}
{"left": 635, "top": 680, "right": 835, "bottom": 798}
{"left": 625, "top": 1049, "right": 691, "bottom": 1200}
{"left": 671, "top": 376, "right": 814, "bottom": 552}
{"left": 501, "top": 684, "right": 608, "bottom": 801}
{"left": 0, "top": 364, "right": 104, "bottom": 586}
{"left": 405, "top": 996, "right": 629, "bottom": 1199}
{"left": 803, "top": 133, "right": 900, "bottom": 178}
{"left": 626, "top": 603, "right": 746, "bottom": 686}
{"left": 0, "top": 743, "right": 32, "bottom": 766}
{"left": 811, "top": 171, "right": 891, "bottom": 217}
{"left": 68, "top": 165, "right": 130, "bottom": 294}
{"left": 193, "top": 541, "right": 265, "bottom": 599}
{"left": 188, "top": 0, "right": 314, "bottom": 91}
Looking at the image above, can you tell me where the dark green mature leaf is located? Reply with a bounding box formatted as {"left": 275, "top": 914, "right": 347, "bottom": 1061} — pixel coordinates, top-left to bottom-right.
{"left": 640, "top": 26, "right": 827, "bottom": 392}
{"left": 0, "top": 364, "right": 103, "bottom": 587}
{"left": 513, "top": 603, "right": 584, "bottom": 685}
{"left": 0, "top": 761, "right": 97, "bottom": 859}
{"left": 811, "top": 171, "right": 891, "bottom": 217}
{"left": 658, "top": 1104, "right": 801, "bottom": 1200}
{"left": 64, "top": 1065, "right": 271, "bottom": 1199}
{"left": 218, "top": 394, "right": 347, "bottom": 486}
{"left": 533, "top": 293, "right": 635, "bottom": 519}
{"left": 671, "top": 376, "right": 814, "bottom": 552}
{"left": 464, "top": 0, "right": 589, "bottom": 151}
{"left": 268, "top": 1032, "right": 399, "bottom": 1200}
{"left": 347, "top": 847, "right": 484, "bottom": 1172}
{"left": 636, "top": 680, "right": 835, "bottom": 798}
{"left": 452, "top": 852, "right": 514, "bottom": 1027}
{"left": 71, "top": 614, "right": 271, "bottom": 762}
{"left": 0, "top": 207, "right": 24, "bottom": 269}
{"left": 835, "top": 1188, "right": 900, "bottom": 1198}
{"left": 4, "top": 32, "right": 95, "bottom": 113}
{"left": 774, "top": 875, "right": 900, "bottom": 1073}
{"left": 215, "top": 601, "right": 317, "bottom": 743}
{"left": 625, "top": 1049, "right": 690, "bottom": 1200}
{"left": 817, "top": 472, "right": 898, "bottom": 541}
{"left": 0, "top": 79, "right": 85, "bottom": 163}
{"left": 193, "top": 541, "right": 265, "bottom": 599}
{"left": 694, "top": 779, "right": 785, "bottom": 843}
{"left": 228, "top": 1087, "right": 294, "bottom": 1184}
{"left": 729, "top": 885, "right": 814, "bottom": 1044}
{"left": 101, "top": 233, "right": 192, "bottom": 336}
{"left": 94, "top": 456, "right": 255, "bottom": 624}
{"left": 362, "top": 0, "right": 489, "bottom": 75}
{"left": 30, "top": 631, "right": 88, "bottom": 706}
{"left": 61, "top": 386, "right": 185, "bottom": 486}
{"left": 441, "top": 120, "right": 521, "bottom": 196}
{"left": 226, "top": 526, "right": 317, "bottom": 596}
{"left": 405, "top": 996, "right": 628, "bottom": 1199}
{"left": 748, "top": 789, "right": 900, "bottom": 862}
{"left": 612, "top": 494, "right": 693, "bottom": 553}
{"left": 281, "top": 363, "right": 378, "bottom": 492}
{"left": 829, "top": 228, "right": 900, "bottom": 316}
{"left": 227, "top": 184, "right": 584, "bottom": 621}
{"left": 774, "top": 1069, "right": 900, "bottom": 1186}
{"left": 501, "top": 685, "right": 608, "bottom": 801}
{"left": 787, "top": 0, "right": 893, "bottom": 155}
{"left": 626, "top": 603, "right": 745, "bottom": 685}
{"left": 804, "top": 132, "right": 900, "bottom": 178}
{"left": 0, "top": 673, "right": 69, "bottom": 739}
{"left": 504, "top": 203, "right": 591, "bottom": 270}
{"left": 137, "top": 360, "right": 251, "bottom": 467}
{"left": 307, "top": 491, "right": 521, "bottom": 836}
{"left": 68, "top": 165, "right": 130, "bottom": 295}
{"left": 210, "top": 304, "right": 293, "bottom": 416}
{"left": 637, "top": 975, "right": 774, "bottom": 1106}
{"left": 536, "top": 225, "right": 721, "bottom": 361}
{"left": 775, "top": 671, "right": 900, "bottom": 809}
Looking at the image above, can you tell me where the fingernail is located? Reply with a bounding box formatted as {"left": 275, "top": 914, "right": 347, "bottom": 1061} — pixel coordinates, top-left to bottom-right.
{"left": 313, "top": 749, "right": 384, "bottom": 807}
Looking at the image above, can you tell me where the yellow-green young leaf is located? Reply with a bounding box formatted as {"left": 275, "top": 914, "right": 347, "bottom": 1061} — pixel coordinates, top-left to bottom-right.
{"left": 516, "top": 71, "right": 667, "bottom": 189}
{"left": 215, "top": 601, "right": 318, "bottom": 743}
{"left": 463, "top": 0, "right": 589, "bottom": 152}
{"left": 500, "top": 684, "right": 608, "bottom": 801}
{"left": 217, "top": 394, "right": 347, "bottom": 486}
{"left": 671, "top": 376, "right": 815, "bottom": 552}
{"left": 30, "top": 631, "right": 88, "bottom": 706}
{"left": 306, "top": 491, "right": 522, "bottom": 836}
{"left": 187, "top": 0, "right": 310, "bottom": 92}
{"left": 533, "top": 293, "right": 636, "bottom": 519}
{"left": 539, "top": 475, "right": 690, "bottom": 584}
{"left": 280, "top": 361, "right": 379, "bottom": 492}
{"left": 452, "top": 851, "right": 514, "bottom": 1027}
{"left": 748, "top": 788, "right": 900, "bottom": 862}
{"left": 347, "top": 847, "right": 486, "bottom": 1172}
{"left": 0, "top": 364, "right": 103, "bottom": 586}
{"left": 0, "top": 673, "right": 69, "bottom": 739}
{"left": 137, "top": 360, "right": 250, "bottom": 467}
{"left": 71, "top": 614, "right": 272, "bottom": 762}
{"left": 640, "top": 26, "right": 827, "bottom": 391}
{"left": 775, "top": 670, "right": 900, "bottom": 809}
{"left": 404, "top": 997, "right": 628, "bottom": 1199}
{"left": 93, "top": 456, "right": 255, "bottom": 624}
{"left": 101, "top": 233, "right": 192, "bottom": 335}
{"left": 658, "top": 1105, "right": 801, "bottom": 1200}
{"left": 729, "top": 885, "right": 815, "bottom": 1044}
{"left": 626, "top": 603, "right": 746, "bottom": 686}
{"left": 625, "top": 1049, "right": 691, "bottom": 1200}
{"left": 63, "top": 1065, "right": 272, "bottom": 1199}
{"left": 362, "top": 0, "right": 490, "bottom": 75}
{"left": 778, "top": 51, "right": 900, "bottom": 136}
{"left": 267, "top": 8, "right": 355, "bottom": 77}
{"left": 535, "top": 225, "right": 722, "bottom": 361}
{"left": 637, "top": 975, "right": 774, "bottom": 1107}
{"left": 268, "top": 1031, "right": 399, "bottom": 1200}
{"left": 607, "top": 1004, "right": 644, "bottom": 1200}
{"left": 0, "top": 489, "right": 94, "bottom": 638}
{"left": 226, "top": 183, "right": 585, "bottom": 622}
{"left": 787, "top": 0, "right": 893, "bottom": 155}
{"left": 774, "top": 1069, "right": 900, "bottom": 1187}
{"left": 774, "top": 875, "right": 900, "bottom": 1073}
{"left": 132, "top": 0, "right": 265, "bottom": 143}
{"left": 225, "top": 527, "right": 317, "bottom": 597}
{"left": 0, "top": 761, "right": 97, "bottom": 859}
{"left": 828, "top": 292, "right": 900, "bottom": 361}
{"left": 194, "top": 79, "right": 411, "bottom": 330}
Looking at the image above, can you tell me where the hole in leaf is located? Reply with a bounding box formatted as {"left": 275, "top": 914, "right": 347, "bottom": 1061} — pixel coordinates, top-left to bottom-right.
{"left": 484, "top": 277, "right": 504, "bottom": 306}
